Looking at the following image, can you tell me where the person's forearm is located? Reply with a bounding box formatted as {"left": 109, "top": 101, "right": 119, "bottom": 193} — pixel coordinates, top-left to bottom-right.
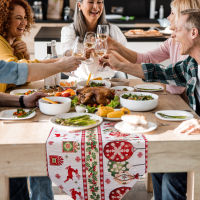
{"left": 0, "top": 93, "right": 20, "bottom": 107}
{"left": 40, "top": 58, "right": 59, "bottom": 63}
{"left": 27, "top": 62, "right": 64, "bottom": 82}
{"left": 116, "top": 63, "right": 144, "bottom": 79}
{"left": 113, "top": 43, "right": 138, "bottom": 63}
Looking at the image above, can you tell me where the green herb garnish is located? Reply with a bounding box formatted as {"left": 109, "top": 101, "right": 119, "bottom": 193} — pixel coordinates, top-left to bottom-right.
{"left": 157, "top": 113, "right": 187, "bottom": 119}
{"left": 107, "top": 96, "right": 120, "bottom": 108}
{"left": 55, "top": 115, "right": 98, "bottom": 126}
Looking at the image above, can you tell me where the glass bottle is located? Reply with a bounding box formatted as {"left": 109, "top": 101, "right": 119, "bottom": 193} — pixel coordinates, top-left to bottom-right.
{"left": 51, "top": 40, "right": 60, "bottom": 87}
{"left": 44, "top": 43, "right": 56, "bottom": 89}
{"left": 33, "top": 1, "right": 43, "bottom": 20}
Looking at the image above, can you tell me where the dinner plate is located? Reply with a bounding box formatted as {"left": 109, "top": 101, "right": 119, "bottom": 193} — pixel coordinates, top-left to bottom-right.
{"left": 115, "top": 121, "right": 157, "bottom": 134}
{"left": 134, "top": 84, "right": 164, "bottom": 92}
{"left": 0, "top": 109, "right": 36, "bottom": 120}
{"left": 10, "top": 89, "right": 37, "bottom": 96}
{"left": 50, "top": 112, "right": 103, "bottom": 131}
{"left": 155, "top": 110, "right": 194, "bottom": 121}
{"left": 111, "top": 86, "right": 134, "bottom": 92}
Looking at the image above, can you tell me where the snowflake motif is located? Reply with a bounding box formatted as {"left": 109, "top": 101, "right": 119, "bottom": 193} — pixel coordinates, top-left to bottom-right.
{"left": 105, "top": 179, "right": 111, "bottom": 184}
{"left": 137, "top": 152, "right": 143, "bottom": 158}
{"left": 75, "top": 156, "right": 81, "bottom": 162}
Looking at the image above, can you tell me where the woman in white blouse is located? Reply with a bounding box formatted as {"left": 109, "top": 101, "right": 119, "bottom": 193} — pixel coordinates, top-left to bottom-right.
{"left": 61, "top": 0, "right": 127, "bottom": 79}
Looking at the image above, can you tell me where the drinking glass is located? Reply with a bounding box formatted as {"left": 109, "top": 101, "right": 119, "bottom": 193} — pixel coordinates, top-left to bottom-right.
{"left": 83, "top": 32, "right": 96, "bottom": 49}
{"left": 95, "top": 39, "right": 108, "bottom": 72}
{"left": 83, "top": 32, "right": 96, "bottom": 64}
{"left": 97, "top": 25, "right": 109, "bottom": 41}
{"left": 95, "top": 39, "right": 107, "bottom": 58}
{"left": 72, "top": 37, "right": 84, "bottom": 57}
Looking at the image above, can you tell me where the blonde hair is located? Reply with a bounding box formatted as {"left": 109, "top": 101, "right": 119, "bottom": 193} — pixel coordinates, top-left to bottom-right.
{"left": 171, "top": 0, "right": 200, "bottom": 22}
{"left": 181, "top": 9, "right": 200, "bottom": 32}
{"left": 73, "top": 0, "right": 108, "bottom": 42}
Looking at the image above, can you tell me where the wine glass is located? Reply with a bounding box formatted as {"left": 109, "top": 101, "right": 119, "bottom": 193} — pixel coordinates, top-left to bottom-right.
{"left": 95, "top": 39, "right": 108, "bottom": 72}
{"left": 97, "top": 25, "right": 109, "bottom": 41}
{"left": 83, "top": 32, "right": 96, "bottom": 50}
{"left": 83, "top": 32, "right": 96, "bottom": 64}
{"left": 72, "top": 37, "right": 84, "bottom": 57}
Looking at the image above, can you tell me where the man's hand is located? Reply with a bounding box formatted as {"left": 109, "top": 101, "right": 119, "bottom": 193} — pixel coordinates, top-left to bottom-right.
{"left": 107, "top": 36, "right": 118, "bottom": 51}
{"left": 12, "top": 40, "right": 30, "bottom": 59}
{"left": 174, "top": 118, "right": 200, "bottom": 135}
{"left": 100, "top": 50, "right": 129, "bottom": 70}
{"left": 57, "top": 56, "right": 85, "bottom": 72}
{"left": 23, "top": 92, "right": 46, "bottom": 108}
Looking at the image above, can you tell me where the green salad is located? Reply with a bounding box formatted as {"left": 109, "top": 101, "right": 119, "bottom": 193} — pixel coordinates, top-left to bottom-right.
{"left": 89, "top": 82, "right": 105, "bottom": 87}
{"left": 122, "top": 94, "right": 154, "bottom": 101}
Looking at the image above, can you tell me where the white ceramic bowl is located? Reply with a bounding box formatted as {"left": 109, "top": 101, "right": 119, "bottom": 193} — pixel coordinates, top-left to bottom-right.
{"left": 111, "top": 86, "right": 134, "bottom": 92}
{"left": 77, "top": 80, "right": 111, "bottom": 89}
{"left": 120, "top": 92, "right": 159, "bottom": 111}
{"left": 39, "top": 97, "right": 71, "bottom": 115}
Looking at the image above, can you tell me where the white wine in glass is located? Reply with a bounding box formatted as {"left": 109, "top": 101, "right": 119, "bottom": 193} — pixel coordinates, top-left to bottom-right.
{"left": 83, "top": 32, "right": 96, "bottom": 49}
{"left": 72, "top": 37, "right": 84, "bottom": 57}
{"left": 97, "top": 25, "right": 109, "bottom": 41}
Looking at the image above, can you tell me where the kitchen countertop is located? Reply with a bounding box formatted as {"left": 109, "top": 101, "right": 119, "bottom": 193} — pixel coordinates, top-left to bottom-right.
{"left": 34, "top": 26, "right": 169, "bottom": 42}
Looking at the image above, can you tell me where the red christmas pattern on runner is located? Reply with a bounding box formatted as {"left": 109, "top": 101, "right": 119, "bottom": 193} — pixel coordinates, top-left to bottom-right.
{"left": 46, "top": 122, "right": 148, "bottom": 200}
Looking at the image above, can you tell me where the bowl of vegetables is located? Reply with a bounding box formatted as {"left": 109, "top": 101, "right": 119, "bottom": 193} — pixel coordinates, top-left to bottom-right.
{"left": 39, "top": 97, "right": 71, "bottom": 115}
{"left": 120, "top": 92, "right": 158, "bottom": 111}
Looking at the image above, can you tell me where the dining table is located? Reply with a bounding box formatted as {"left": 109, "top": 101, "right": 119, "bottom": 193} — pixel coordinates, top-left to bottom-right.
{"left": 1, "top": 79, "right": 200, "bottom": 200}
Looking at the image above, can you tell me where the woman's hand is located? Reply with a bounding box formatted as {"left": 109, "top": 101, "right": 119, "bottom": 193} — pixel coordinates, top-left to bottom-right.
{"left": 174, "top": 118, "right": 200, "bottom": 135}
{"left": 23, "top": 92, "right": 46, "bottom": 108}
{"left": 12, "top": 40, "right": 30, "bottom": 59}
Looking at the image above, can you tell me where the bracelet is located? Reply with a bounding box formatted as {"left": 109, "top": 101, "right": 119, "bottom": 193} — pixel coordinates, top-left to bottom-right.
{"left": 19, "top": 96, "right": 26, "bottom": 108}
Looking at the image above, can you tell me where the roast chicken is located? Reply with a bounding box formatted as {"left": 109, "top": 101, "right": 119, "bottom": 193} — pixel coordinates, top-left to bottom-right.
{"left": 76, "top": 86, "right": 115, "bottom": 105}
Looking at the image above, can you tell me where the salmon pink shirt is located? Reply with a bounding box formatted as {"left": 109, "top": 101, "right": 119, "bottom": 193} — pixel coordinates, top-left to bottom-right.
{"left": 136, "top": 37, "right": 188, "bottom": 94}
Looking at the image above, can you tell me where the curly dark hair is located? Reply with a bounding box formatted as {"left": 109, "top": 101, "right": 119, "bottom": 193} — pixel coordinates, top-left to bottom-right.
{"left": 0, "top": 0, "right": 34, "bottom": 39}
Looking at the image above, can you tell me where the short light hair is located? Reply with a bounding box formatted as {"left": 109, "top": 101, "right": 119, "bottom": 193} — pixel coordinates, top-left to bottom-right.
{"left": 73, "top": 0, "right": 109, "bottom": 42}
{"left": 171, "top": 0, "right": 200, "bottom": 22}
{"left": 181, "top": 9, "right": 200, "bottom": 33}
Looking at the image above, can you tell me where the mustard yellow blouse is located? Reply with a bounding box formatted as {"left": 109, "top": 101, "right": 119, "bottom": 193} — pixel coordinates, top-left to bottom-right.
{"left": 0, "top": 35, "right": 39, "bottom": 92}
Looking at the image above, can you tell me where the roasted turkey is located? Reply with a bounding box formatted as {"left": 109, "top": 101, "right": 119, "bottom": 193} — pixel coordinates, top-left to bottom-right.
{"left": 76, "top": 86, "right": 115, "bottom": 105}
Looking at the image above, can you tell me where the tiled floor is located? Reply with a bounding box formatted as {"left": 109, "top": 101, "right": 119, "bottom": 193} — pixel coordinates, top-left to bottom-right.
{"left": 53, "top": 181, "right": 153, "bottom": 200}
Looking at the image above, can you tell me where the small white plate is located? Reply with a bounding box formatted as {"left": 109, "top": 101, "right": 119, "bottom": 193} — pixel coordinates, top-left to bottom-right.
{"left": 50, "top": 112, "right": 103, "bottom": 131}
{"left": 0, "top": 109, "right": 36, "bottom": 120}
{"left": 155, "top": 110, "right": 194, "bottom": 121}
{"left": 115, "top": 121, "right": 157, "bottom": 134}
{"left": 111, "top": 86, "right": 134, "bottom": 92}
{"left": 134, "top": 84, "right": 164, "bottom": 92}
{"left": 10, "top": 89, "right": 37, "bottom": 96}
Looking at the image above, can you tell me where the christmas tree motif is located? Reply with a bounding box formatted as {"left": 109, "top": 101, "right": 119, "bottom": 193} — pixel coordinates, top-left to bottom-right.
{"left": 64, "top": 165, "right": 80, "bottom": 183}
{"left": 49, "top": 155, "right": 64, "bottom": 166}
{"left": 70, "top": 188, "right": 83, "bottom": 200}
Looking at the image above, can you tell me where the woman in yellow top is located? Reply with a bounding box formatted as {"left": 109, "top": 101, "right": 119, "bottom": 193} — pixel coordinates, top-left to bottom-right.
{"left": 0, "top": 0, "right": 57, "bottom": 92}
